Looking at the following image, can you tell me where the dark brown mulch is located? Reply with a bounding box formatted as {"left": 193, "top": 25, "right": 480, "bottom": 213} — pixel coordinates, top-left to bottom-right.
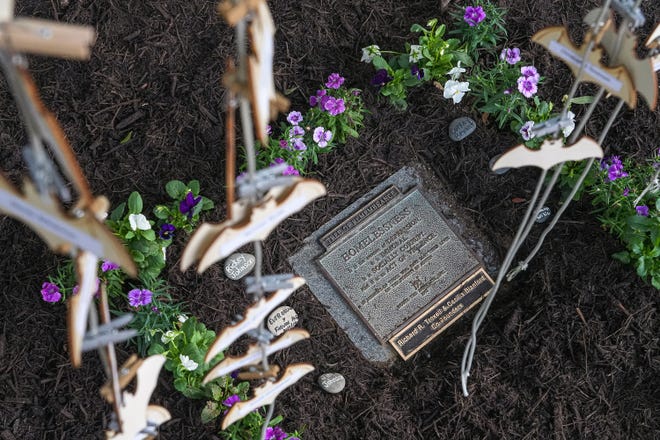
{"left": 1, "top": 0, "right": 658, "bottom": 439}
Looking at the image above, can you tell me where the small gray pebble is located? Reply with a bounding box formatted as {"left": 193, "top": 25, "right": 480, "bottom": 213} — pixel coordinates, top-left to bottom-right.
{"left": 318, "top": 372, "right": 345, "bottom": 394}
{"left": 536, "top": 206, "right": 552, "bottom": 223}
{"left": 489, "top": 154, "right": 510, "bottom": 175}
{"left": 448, "top": 117, "right": 476, "bottom": 141}
{"left": 266, "top": 306, "right": 299, "bottom": 336}
{"left": 223, "top": 253, "right": 255, "bottom": 280}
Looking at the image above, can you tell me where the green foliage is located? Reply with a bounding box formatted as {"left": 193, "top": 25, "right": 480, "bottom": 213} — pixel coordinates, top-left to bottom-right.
{"left": 449, "top": 0, "right": 508, "bottom": 58}
{"left": 587, "top": 154, "right": 660, "bottom": 288}
{"left": 154, "top": 179, "right": 214, "bottom": 234}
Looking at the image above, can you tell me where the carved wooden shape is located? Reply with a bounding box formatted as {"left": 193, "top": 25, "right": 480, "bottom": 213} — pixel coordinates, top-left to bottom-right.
{"left": 203, "top": 329, "right": 310, "bottom": 384}
{"left": 205, "top": 277, "right": 305, "bottom": 363}
{"left": 237, "top": 364, "right": 281, "bottom": 380}
{"left": 222, "top": 363, "right": 314, "bottom": 429}
{"left": 584, "top": 9, "right": 657, "bottom": 109}
{"left": 66, "top": 251, "right": 99, "bottom": 367}
{"left": 197, "top": 179, "right": 326, "bottom": 272}
{"left": 532, "top": 26, "right": 637, "bottom": 108}
{"left": 217, "top": 0, "right": 261, "bottom": 26}
{"left": 0, "top": 18, "right": 95, "bottom": 60}
{"left": 180, "top": 199, "right": 250, "bottom": 271}
{"left": 0, "top": 0, "right": 14, "bottom": 22}
{"left": 647, "top": 23, "right": 660, "bottom": 73}
{"left": 104, "top": 355, "right": 171, "bottom": 440}
{"left": 492, "top": 137, "right": 603, "bottom": 171}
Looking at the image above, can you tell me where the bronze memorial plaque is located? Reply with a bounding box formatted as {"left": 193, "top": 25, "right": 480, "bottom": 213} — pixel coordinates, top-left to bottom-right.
{"left": 317, "top": 186, "right": 493, "bottom": 360}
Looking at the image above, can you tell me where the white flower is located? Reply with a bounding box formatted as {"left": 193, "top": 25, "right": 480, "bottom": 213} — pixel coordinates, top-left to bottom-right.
{"left": 179, "top": 354, "right": 198, "bottom": 371}
{"left": 360, "top": 45, "right": 381, "bottom": 63}
{"left": 520, "top": 121, "right": 535, "bottom": 141}
{"left": 447, "top": 61, "right": 466, "bottom": 81}
{"left": 562, "top": 111, "right": 576, "bottom": 138}
{"left": 177, "top": 314, "right": 188, "bottom": 323}
{"left": 409, "top": 44, "right": 423, "bottom": 63}
{"left": 443, "top": 80, "right": 470, "bottom": 104}
{"left": 161, "top": 330, "right": 177, "bottom": 344}
{"left": 128, "top": 213, "right": 150, "bottom": 231}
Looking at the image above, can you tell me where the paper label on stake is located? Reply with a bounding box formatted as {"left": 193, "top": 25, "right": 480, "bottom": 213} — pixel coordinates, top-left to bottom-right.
{"left": 548, "top": 40, "right": 623, "bottom": 92}
{"left": 0, "top": 188, "right": 103, "bottom": 256}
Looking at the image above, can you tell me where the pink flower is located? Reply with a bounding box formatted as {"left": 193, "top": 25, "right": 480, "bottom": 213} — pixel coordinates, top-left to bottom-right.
{"left": 41, "top": 282, "right": 62, "bottom": 303}
{"left": 517, "top": 76, "right": 538, "bottom": 98}
{"left": 464, "top": 6, "right": 486, "bottom": 27}
{"left": 128, "top": 288, "right": 153, "bottom": 307}
{"left": 313, "top": 127, "right": 333, "bottom": 148}
{"left": 101, "top": 260, "right": 119, "bottom": 272}
{"left": 500, "top": 47, "right": 521, "bottom": 65}
{"left": 323, "top": 97, "right": 346, "bottom": 116}
{"left": 286, "top": 111, "right": 303, "bottom": 125}
{"left": 520, "top": 65, "right": 540, "bottom": 83}
{"left": 325, "top": 73, "right": 345, "bottom": 89}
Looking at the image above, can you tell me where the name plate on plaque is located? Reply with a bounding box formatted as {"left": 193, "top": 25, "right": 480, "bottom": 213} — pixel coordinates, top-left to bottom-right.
{"left": 316, "top": 186, "right": 493, "bottom": 360}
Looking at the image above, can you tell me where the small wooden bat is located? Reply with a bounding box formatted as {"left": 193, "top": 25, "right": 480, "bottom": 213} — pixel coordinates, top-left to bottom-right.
{"left": 222, "top": 363, "right": 314, "bottom": 429}
{"left": 67, "top": 251, "right": 99, "bottom": 367}
{"left": 0, "top": 18, "right": 96, "bottom": 60}
{"left": 197, "top": 179, "right": 326, "bottom": 272}
{"left": 533, "top": 26, "right": 637, "bottom": 108}
{"left": 584, "top": 9, "right": 657, "bottom": 109}
{"left": 104, "top": 355, "right": 171, "bottom": 440}
{"left": 0, "top": 0, "right": 14, "bottom": 22}
{"left": 179, "top": 198, "right": 250, "bottom": 271}
{"left": 205, "top": 277, "right": 305, "bottom": 363}
{"left": 203, "top": 329, "right": 310, "bottom": 384}
{"left": 237, "top": 364, "right": 280, "bottom": 380}
{"left": 491, "top": 137, "right": 603, "bottom": 171}
{"left": 646, "top": 23, "right": 660, "bottom": 73}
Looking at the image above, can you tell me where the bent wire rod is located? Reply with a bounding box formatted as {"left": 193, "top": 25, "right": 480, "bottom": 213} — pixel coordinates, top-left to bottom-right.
{"left": 460, "top": 0, "right": 618, "bottom": 396}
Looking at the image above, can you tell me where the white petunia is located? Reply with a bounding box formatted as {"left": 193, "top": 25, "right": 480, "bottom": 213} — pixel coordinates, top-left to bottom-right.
{"left": 360, "top": 45, "right": 381, "bottom": 63}
{"left": 179, "top": 354, "right": 198, "bottom": 371}
{"left": 161, "top": 330, "right": 177, "bottom": 344}
{"left": 128, "top": 213, "right": 150, "bottom": 231}
{"left": 178, "top": 314, "right": 188, "bottom": 323}
{"left": 409, "top": 44, "right": 423, "bottom": 63}
{"left": 443, "top": 80, "right": 470, "bottom": 104}
{"left": 447, "top": 62, "right": 466, "bottom": 81}
{"left": 562, "top": 111, "right": 576, "bottom": 138}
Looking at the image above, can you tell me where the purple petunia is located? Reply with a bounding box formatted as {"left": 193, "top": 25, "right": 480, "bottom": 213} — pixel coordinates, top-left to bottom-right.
{"left": 159, "top": 223, "right": 175, "bottom": 240}
{"left": 500, "top": 47, "right": 521, "bottom": 65}
{"left": 623, "top": 188, "right": 630, "bottom": 197}
{"left": 309, "top": 89, "right": 327, "bottom": 107}
{"left": 101, "top": 260, "right": 120, "bottom": 272}
{"left": 286, "top": 111, "right": 303, "bottom": 125}
{"left": 265, "top": 426, "right": 287, "bottom": 440}
{"left": 41, "top": 282, "right": 62, "bottom": 303}
{"left": 519, "top": 121, "right": 535, "bottom": 141}
{"left": 313, "top": 126, "right": 333, "bottom": 148}
{"left": 517, "top": 76, "right": 538, "bottom": 98}
{"left": 292, "top": 138, "right": 307, "bottom": 151}
{"left": 323, "top": 96, "right": 346, "bottom": 116}
{"left": 325, "top": 73, "right": 345, "bottom": 89}
{"left": 636, "top": 205, "right": 649, "bottom": 217}
{"left": 128, "top": 288, "right": 153, "bottom": 307}
{"left": 605, "top": 156, "right": 629, "bottom": 181}
{"left": 464, "top": 6, "right": 486, "bottom": 26}
{"left": 289, "top": 126, "right": 305, "bottom": 138}
{"left": 272, "top": 158, "right": 300, "bottom": 176}
{"left": 179, "top": 191, "right": 202, "bottom": 219}
{"left": 371, "top": 69, "right": 393, "bottom": 88}
{"left": 410, "top": 64, "right": 424, "bottom": 80}
{"left": 279, "top": 139, "right": 289, "bottom": 149}
{"left": 520, "top": 65, "right": 540, "bottom": 83}
{"left": 223, "top": 394, "right": 240, "bottom": 407}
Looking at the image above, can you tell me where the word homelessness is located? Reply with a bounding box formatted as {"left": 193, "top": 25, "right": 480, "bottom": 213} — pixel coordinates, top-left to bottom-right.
{"left": 341, "top": 207, "right": 411, "bottom": 262}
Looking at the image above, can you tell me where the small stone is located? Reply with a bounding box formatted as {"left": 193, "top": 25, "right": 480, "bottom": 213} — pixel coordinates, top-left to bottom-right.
{"left": 448, "top": 116, "right": 476, "bottom": 141}
{"left": 267, "top": 306, "right": 299, "bottom": 336}
{"left": 318, "top": 372, "right": 345, "bottom": 394}
{"left": 489, "top": 154, "right": 510, "bottom": 175}
{"left": 536, "top": 206, "right": 552, "bottom": 223}
{"left": 223, "top": 253, "right": 255, "bottom": 280}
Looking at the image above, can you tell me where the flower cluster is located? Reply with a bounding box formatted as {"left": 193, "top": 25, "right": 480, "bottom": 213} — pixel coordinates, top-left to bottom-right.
{"left": 601, "top": 156, "right": 629, "bottom": 182}
{"left": 41, "top": 282, "right": 61, "bottom": 303}
{"left": 444, "top": 62, "right": 470, "bottom": 104}
{"left": 517, "top": 65, "right": 540, "bottom": 98}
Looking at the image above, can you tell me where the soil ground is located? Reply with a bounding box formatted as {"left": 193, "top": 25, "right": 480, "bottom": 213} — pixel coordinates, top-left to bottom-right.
{"left": 0, "top": 0, "right": 658, "bottom": 439}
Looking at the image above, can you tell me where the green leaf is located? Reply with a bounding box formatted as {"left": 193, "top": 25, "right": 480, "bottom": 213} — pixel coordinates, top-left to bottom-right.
{"left": 120, "top": 131, "right": 133, "bottom": 144}
{"left": 652, "top": 276, "right": 660, "bottom": 290}
{"left": 452, "top": 51, "right": 473, "bottom": 67}
{"left": 187, "top": 180, "right": 200, "bottom": 194}
{"left": 201, "top": 197, "right": 214, "bottom": 210}
{"left": 656, "top": 198, "right": 660, "bottom": 211}
{"left": 636, "top": 257, "right": 647, "bottom": 277}
{"left": 371, "top": 56, "right": 389, "bottom": 71}
{"left": 173, "top": 377, "right": 188, "bottom": 394}
{"left": 131, "top": 250, "right": 145, "bottom": 263}
{"left": 148, "top": 343, "right": 166, "bottom": 355}
{"left": 166, "top": 180, "right": 187, "bottom": 200}
{"left": 569, "top": 96, "right": 595, "bottom": 105}
{"left": 110, "top": 202, "right": 126, "bottom": 221}
{"left": 128, "top": 192, "right": 143, "bottom": 214}
{"left": 612, "top": 251, "right": 631, "bottom": 264}
{"left": 153, "top": 205, "right": 170, "bottom": 220}
{"left": 124, "top": 231, "right": 135, "bottom": 240}
{"left": 201, "top": 401, "right": 222, "bottom": 424}
{"left": 141, "top": 229, "right": 156, "bottom": 241}
{"left": 410, "top": 23, "right": 425, "bottom": 33}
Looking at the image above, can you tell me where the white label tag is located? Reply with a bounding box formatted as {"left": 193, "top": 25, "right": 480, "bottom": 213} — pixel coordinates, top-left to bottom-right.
{"left": 0, "top": 188, "right": 103, "bottom": 256}
{"left": 548, "top": 40, "right": 623, "bottom": 92}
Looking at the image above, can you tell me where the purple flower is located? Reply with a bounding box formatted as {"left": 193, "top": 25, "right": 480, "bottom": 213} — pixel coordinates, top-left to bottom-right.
{"left": 41, "top": 282, "right": 62, "bottom": 303}
{"left": 606, "top": 156, "right": 629, "bottom": 181}
{"left": 266, "top": 124, "right": 272, "bottom": 136}
{"left": 179, "top": 191, "right": 202, "bottom": 219}
{"left": 230, "top": 370, "right": 239, "bottom": 379}
{"left": 101, "top": 260, "right": 120, "bottom": 272}
{"left": 500, "top": 47, "right": 521, "bottom": 65}
{"left": 128, "top": 288, "right": 153, "bottom": 307}
{"left": 309, "top": 89, "right": 327, "bottom": 107}
{"left": 464, "top": 6, "right": 486, "bottom": 26}
{"left": 286, "top": 111, "right": 303, "bottom": 125}
{"left": 503, "top": 88, "right": 512, "bottom": 95}
{"left": 519, "top": 121, "right": 535, "bottom": 141}
{"left": 517, "top": 76, "right": 538, "bottom": 98}
{"left": 283, "top": 165, "right": 300, "bottom": 176}
{"left": 292, "top": 138, "right": 307, "bottom": 151}
{"left": 272, "top": 158, "right": 286, "bottom": 166}
{"left": 279, "top": 139, "right": 289, "bottom": 149}
{"left": 325, "top": 73, "right": 345, "bottom": 89}
{"left": 265, "top": 426, "right": 287, "bottom": 440}
{"left": 323, "top": 97, "right": 346, "bottom": 116}
{"left": 623, "top": 188, "right": 630, "bottom": 196}
{"left": 410, "top": 64, "right": 424, "bottom": 80}
{"left": 636, "top": 205, "right": 649, "bottom": 216}
{"left": 223, "top": 394, "right": 240, "bottom": 407}
{"left": 159, "top": 223, "right": 175, "bottom": 240}
{"left": 151, "top": 306, "right": 160, "bottom": 314}
{"left": 313, "top": 126, "right": 333, "bottom": 148}
{"left": 289, "top": 126, "right": 305, "bottom": 138}
{"left": 520, "top": 65, "right": 540, "bottom": 83}
{"left": 371, "top": 69, "right": 393, "bottom": 88}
